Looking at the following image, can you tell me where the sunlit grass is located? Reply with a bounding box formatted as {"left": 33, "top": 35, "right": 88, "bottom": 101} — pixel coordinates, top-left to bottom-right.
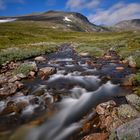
{"left": 0, "top": 21, "right": 140, "bottom": 65}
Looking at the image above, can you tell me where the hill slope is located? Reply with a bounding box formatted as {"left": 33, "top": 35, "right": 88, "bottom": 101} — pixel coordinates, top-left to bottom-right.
{"left": 0, "top": 11, "right": 107, "bottom": 32}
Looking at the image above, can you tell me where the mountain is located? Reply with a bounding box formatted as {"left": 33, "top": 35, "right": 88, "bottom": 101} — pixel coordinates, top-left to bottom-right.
{"left": 114, "top": 19, "right": 140, "bottom": 31}
{"left": 0, "top": 11, "right": 108, "bottom": 32}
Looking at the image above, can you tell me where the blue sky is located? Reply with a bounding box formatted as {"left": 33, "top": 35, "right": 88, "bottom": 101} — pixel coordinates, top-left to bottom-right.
{"left": 0, "top": 0, "right": 140, "bottom": 25}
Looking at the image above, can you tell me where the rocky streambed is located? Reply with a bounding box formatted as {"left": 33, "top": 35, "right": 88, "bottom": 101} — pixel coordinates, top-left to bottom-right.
{"left": 0, "top": 44, "right": 140, "bottom": 140}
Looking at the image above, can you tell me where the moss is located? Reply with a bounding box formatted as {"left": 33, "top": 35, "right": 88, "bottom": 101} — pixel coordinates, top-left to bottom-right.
{"left": 117, "top": 104, "right": 138, "bottom": 119}
{"left": 15, "top": 63, "right": 35, "bottom": 76}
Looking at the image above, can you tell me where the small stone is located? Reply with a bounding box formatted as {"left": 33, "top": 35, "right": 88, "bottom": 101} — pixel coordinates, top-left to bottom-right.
{"left": 116, "top": 67, "right": 124, "bottom": 71}
{"left": 15, "top": 81, "right": 24, "bottom": 89}
{"left": 29, "top": 71, "right": 36, "bottom": 77}
{"left": 96, "top": 104, "right": 105, "bottom": 115}
{"left": 79, "top": 52, "right": 90, "bottom": 57}
{"left": 35, "top": 56, "right": 46, "bottom": 62}
{"left": 104, "top": 55, "right": 112, "bottom": 59}
{"left": 38, "top": 67, "right": 56, "bottom": 79}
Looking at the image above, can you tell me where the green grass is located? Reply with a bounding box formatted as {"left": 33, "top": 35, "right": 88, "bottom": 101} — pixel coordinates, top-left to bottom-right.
{"left": 0, "top": 21, "right": 140, "bottom": 65}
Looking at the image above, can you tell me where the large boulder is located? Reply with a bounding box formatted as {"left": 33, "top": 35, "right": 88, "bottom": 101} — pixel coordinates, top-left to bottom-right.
{"left": 116, "top": 118, "right": 140, "bottom": 140}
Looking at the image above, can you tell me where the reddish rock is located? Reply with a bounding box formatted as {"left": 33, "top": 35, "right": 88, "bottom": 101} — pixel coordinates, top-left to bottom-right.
{"left": 96, "top": 100, "right": 116, "bottom": 115}
{"left": 115, "top": 67, "right": 124, "bottom": 71}
{"left": 82, "top": 133, "right": 108, "bottom": 140}
{"left": 96, "top": 105, "right": 105, "bottom": 115}
{"left": 38, "top": 67, "right": 56, "bottom": 79}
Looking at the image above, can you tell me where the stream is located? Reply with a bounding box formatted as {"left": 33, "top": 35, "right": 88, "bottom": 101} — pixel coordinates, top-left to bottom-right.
{"left": 0, "top": 44, "right": 135, "bottom": 140}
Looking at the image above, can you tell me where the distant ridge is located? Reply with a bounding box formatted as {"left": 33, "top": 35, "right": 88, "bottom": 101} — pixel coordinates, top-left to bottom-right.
{"left": 0, "top": 11, "right": 108, "bottom": 32}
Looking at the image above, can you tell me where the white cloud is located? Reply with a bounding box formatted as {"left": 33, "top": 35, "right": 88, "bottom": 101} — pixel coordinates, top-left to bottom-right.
{"left": 88, "top": 2, "right": 140, "bottom": 25}
{"left": 66, "top": 0, "right": 101, "bottom": 10}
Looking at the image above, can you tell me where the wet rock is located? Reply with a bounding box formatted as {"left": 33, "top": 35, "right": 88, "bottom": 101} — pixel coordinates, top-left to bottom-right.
{"left": 0, "top": 83, "right": 17, "bottom": 96}
{"left": 43, "top": 93, "right": 54, "bottom": 105}
{"left": 29, "top": 97, "right": 40, "bottom": 105}
{"left": 38, "top": 67, "right": 56, "bottom": 79}
{"left": 1, "top": 101, "right": 18, "bottom": 115}
{"left": 34, "top": 56, "right": 46, "bottom": 62}
{"left": 116, "top": 118, "right": 140, "bottom": 140}
{"left": 82, "top": 133, "right": 108, "bottom": 140}
{"left": 126, "top": 94, "right": 140, "bottom": 111}
{"left": 117, "top": 104, "right": 139, "bottom": 119}
{"left": 121, "top": 74, "right": 136, "bottom": 86}
{"left": 96, "top": 100, "right": 116, "bottom": 115}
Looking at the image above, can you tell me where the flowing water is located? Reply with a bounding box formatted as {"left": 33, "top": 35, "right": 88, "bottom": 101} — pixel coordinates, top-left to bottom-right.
{"left": 0, "top": 44, "right": 134, "bottom": 140}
